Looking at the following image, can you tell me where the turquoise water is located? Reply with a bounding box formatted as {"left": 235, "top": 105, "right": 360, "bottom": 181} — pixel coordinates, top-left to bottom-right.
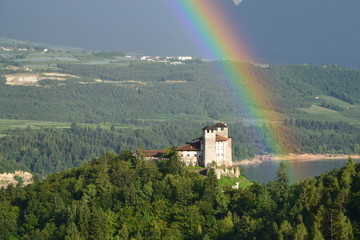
{"left": 239, "top": 158, "right": 360, "bottom": 184}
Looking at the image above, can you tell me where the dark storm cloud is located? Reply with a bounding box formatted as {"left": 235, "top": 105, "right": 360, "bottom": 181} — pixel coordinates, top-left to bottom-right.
{"left": 0, "top": 0, "right": 198, "bottom": 55}
{"left": 0, "top": 0, "right": 359, "bottom": 68}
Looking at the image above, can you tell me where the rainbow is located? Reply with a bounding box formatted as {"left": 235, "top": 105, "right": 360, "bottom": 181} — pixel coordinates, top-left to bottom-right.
{"left": 167, "top": 0, "right": 294, "bottom": 155}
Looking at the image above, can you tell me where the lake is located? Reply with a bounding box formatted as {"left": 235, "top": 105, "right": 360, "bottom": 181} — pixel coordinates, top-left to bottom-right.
{"left": 239, "top": 158, "right": 360, "bottom": 184}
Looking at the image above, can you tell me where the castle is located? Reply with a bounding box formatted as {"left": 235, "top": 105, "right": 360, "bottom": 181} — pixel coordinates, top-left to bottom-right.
{"left": 143, "top": 123, "right": 233, "bottom": 168}
{"left": 176, "top": 123, "right": 232, "bottom": 167}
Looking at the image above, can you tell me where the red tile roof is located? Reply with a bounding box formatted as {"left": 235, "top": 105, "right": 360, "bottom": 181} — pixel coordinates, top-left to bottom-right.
{"left": 176, "top": 141, "right": 200, "bottom": 151}
{"left": 216, "top": 135, "right": 229, "bottom": 141}
{"left": 141, "top": 150, "right": 165, "bottom": 158}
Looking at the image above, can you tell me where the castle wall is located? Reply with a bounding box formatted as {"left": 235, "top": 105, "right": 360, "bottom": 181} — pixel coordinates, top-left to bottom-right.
{"left": 213, "top": 167, "right": 241, "bottom": 179}
{"left": 215, "top": 141, "right": 225, "bottom": 165}
{"left": 178, "top": 150, "right": 200, "bottom": 166}
{"left": 214, "top": 140, "right": 232, "bottom": 167}
{"left": 226, "top": 138, "right": 232, "bottom": 166}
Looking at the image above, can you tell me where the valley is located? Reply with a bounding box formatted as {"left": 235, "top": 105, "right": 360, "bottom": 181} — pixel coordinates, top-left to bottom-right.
{"left": 1, "top": 39, "right": 360, "bottom": 177}
{"left": 1, "top": 0, "right": 360, "bottom": 238}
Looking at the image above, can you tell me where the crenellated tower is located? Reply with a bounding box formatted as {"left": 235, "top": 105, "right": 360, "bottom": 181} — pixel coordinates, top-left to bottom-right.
{"left": 201, "top": 123, "right": 232, "bottom": 167}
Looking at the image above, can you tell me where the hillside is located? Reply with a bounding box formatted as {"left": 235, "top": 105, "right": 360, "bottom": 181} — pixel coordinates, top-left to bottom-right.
{"left": 1, "top": 41, "right": 360, "bottom": 124}
{"left": 0, "top": 152, "right": 359, "bottom": 239}
{"left": 2, "top": 40, "right": 360, "bottom": 176}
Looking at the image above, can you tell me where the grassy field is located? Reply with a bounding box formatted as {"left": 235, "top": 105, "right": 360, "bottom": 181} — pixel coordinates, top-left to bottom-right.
{"left": 219, "top": 175, "right": 253, "bottom": 189}
{"left": 318, "top": 95, "right": 352, "bottom": 107}
{"left": 0, "top": 119, "right": 141, "bottom": 133}
{"left": 184, "top": 166, "right": 204, "bottom": 170}
{"left": 1, "top": 46, "right": 133, "bottom": 71}
{"left": 136, "top": 113, "right": 211, "bottom": 122}
{"left": 0, "top": 119, "right": 71, "bottom": 132}
{"left": 342, "top": 105, "right": 360, "bottom": 122}
{"left": 299, "top": 105, "right": 336, "bottom": 114}
{"left": 236, "top": 175, "right": 254, "bottom": 189}
{"left": 294, "top": 94, "right": 360, "bottom": 123}
{"left": 295, "top": 105, "right": 359, "bottom": 123}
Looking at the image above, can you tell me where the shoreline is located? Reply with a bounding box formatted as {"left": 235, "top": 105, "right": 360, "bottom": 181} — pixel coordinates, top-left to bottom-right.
{"left": 235, "top": 154, "right": 360, "bottom": 165}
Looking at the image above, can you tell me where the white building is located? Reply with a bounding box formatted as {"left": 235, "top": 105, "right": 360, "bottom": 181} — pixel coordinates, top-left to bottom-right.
{"left": 178, "top": 56, "right": 193, "bottom": 61}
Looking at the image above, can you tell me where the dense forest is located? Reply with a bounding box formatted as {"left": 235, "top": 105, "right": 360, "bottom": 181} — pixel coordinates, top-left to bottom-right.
{"left": 0, "top": 151, "right": 359, "bottom": 239}
{"left": 1, "top": 120, "right": 360, "bottom": 175}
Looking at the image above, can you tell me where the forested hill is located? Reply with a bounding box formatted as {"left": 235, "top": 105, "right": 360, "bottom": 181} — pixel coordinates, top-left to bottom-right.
{"left": 1, "top": 58, "right": 360, "bottom": 123}
{"left": 2, "top": 120, "right": 360, "bottom": 175}
{"left": 1, "top": 152, "right": 359, "bottom": 239}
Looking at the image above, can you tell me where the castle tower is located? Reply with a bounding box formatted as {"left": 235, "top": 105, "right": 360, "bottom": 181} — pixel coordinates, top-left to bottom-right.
{"left": 213, "top": 122, "right": 229, "bottom": 138}
{"left": 203, "top": 125, "right": 216, "bottom": 167}
{"left": 202, "top": 123, "right": 232, "bottom": 167}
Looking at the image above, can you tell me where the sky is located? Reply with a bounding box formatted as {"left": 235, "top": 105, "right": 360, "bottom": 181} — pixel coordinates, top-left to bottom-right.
{"left": 0, "top": 0, "right": 359, "bottom": 69}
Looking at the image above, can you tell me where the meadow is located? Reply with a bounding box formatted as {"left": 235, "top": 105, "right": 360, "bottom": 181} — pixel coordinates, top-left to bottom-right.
{"left": 0, "top": 119, "right": 70, "bottom": 132}
{"left": 0, "top": 118, "right": 142, "bottom": 135}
